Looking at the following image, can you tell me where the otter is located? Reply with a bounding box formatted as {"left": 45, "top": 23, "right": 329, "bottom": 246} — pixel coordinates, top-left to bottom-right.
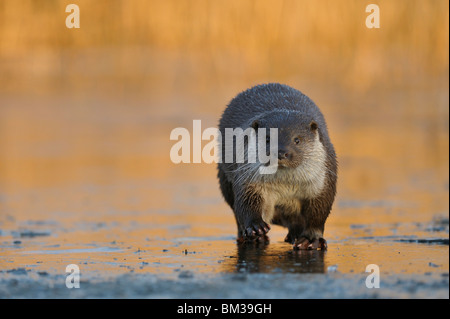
{"left": 217, "top": 83, "right": 337, "bottom": 250}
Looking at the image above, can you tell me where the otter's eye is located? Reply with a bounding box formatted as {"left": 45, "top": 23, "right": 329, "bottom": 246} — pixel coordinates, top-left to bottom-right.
{"left": 294, "top": 137, "right": 300, "bottom": 145}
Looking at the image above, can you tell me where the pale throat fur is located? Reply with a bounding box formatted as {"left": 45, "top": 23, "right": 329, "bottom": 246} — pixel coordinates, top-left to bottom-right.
{"left": 248, "top": 132, "right": 327, "bottom": 224}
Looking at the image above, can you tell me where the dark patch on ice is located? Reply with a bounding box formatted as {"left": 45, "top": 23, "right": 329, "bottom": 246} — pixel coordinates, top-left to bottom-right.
{"left": 395, "top": 238, "right": 449, "bottom": 245}
{"left": 17, "top": 230, "right": 51, "bottom": 238}
{"left": 6, "top": 268, "right": 28, "bottom": 275}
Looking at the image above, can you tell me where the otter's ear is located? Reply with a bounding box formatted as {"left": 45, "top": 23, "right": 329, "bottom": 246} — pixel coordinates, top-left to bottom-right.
{"left": 309, "top": 120, "right": 318, "bottom": 131}
{"left": 251, "top": 120, "right": 260, "bottom": 130}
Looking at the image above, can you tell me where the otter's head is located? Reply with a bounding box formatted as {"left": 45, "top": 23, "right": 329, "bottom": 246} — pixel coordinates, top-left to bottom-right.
{"left": 251, "top": 110, "right": 323, "bottom": 170}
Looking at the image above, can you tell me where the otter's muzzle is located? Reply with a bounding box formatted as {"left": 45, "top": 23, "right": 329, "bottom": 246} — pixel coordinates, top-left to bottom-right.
{"left": 278, "top": 149, "right": 290, "bottom": 160}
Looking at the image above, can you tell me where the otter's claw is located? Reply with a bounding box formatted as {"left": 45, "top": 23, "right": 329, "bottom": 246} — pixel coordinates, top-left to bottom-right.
{"left": 293, "top": 237, "right": 327, "bottom": 250}
{"left": 244, "top": 220, "right": 270, "bottom": 239}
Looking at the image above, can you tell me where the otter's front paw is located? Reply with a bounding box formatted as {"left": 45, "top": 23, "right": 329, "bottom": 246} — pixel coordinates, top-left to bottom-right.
{"left": 293, "top": 237, "right": 327, "bottom": 250}
{"left": 243, "top": 219, "right": 270, "bottom": 239}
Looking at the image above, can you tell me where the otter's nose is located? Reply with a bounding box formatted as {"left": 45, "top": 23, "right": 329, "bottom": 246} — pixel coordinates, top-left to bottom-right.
{"left": 278, "top": 150, "right": 290, "bottom": 160}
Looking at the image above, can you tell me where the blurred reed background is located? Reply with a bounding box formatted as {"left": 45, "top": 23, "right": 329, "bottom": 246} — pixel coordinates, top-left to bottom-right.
{"left": 0, "top": 0, "right": 448, "bottom": 94}
{"left": 0, "top": 0, "right": 448, "bottom": 221}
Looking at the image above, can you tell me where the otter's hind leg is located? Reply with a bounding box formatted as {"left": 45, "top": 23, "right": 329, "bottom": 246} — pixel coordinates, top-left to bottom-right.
{"left": 272, "top": 208, "right": 303, "bottom": 244}
{"left": 285, "top": 225, "right": 304, "bottom": 244}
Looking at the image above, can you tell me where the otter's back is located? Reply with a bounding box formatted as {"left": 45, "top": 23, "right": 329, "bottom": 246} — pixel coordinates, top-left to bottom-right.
{"left": 219, "top": 83, "right": 324, "bottom": 130}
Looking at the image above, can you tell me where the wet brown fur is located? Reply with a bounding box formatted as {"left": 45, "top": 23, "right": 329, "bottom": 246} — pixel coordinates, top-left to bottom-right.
{"left": 218, "top": 83, "right": 337, "bottom": 249}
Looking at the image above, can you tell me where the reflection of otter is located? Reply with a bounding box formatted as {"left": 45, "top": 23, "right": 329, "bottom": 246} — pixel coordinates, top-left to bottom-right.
{"left": 221, "top": 241, "right": 326, "bottom": 274}
{"left": 218, "top": 83, "right": 337, "bottom": 250}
